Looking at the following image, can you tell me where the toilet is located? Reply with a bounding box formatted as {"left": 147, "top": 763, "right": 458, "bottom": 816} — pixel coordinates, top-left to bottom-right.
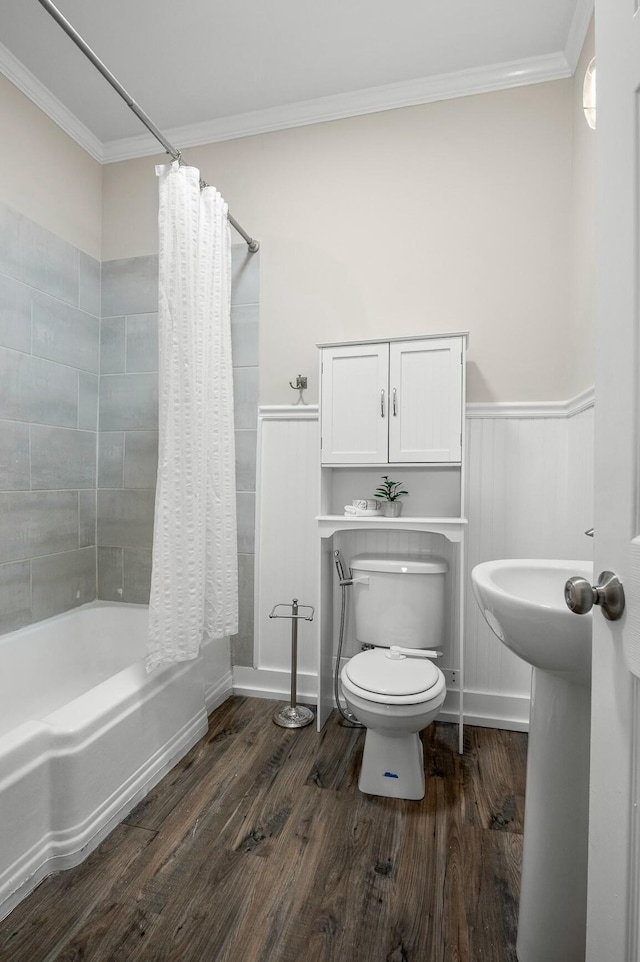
{"left": 340, "top": 553, "right": 448, "bottom": 800}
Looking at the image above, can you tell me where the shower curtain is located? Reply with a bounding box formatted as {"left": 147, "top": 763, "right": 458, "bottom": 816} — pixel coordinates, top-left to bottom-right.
{"left": 147, "top": 161, "right": 238, "bottom": 671}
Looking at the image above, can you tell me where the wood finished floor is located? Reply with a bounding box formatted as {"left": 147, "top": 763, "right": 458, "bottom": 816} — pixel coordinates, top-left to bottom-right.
{"left": 0, "top": 697, "right": 527, "bottom": 962}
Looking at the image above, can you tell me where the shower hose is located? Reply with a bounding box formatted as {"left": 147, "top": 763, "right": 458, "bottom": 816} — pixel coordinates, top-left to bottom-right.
{"left": 333, "top": 551, "right": 364, "bottom": 728}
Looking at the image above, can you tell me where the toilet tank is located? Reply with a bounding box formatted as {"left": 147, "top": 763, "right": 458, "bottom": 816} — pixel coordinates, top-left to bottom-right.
{"left": 349, "top": 553, "right": 448, "bottom": 649}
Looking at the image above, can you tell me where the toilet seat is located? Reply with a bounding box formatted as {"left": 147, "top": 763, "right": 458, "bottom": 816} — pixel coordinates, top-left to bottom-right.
{"left": 342, "top": 649, "right": 445, "bottom": 706}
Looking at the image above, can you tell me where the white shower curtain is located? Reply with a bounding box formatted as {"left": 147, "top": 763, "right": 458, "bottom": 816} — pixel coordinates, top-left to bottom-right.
{"left": 147, "top": 161, "right": 238, "bottom": 671}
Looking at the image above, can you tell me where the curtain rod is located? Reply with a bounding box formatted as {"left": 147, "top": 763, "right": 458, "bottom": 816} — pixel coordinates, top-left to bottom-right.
{"left": 34, "top": 0, "right": 260, "bottom": 253}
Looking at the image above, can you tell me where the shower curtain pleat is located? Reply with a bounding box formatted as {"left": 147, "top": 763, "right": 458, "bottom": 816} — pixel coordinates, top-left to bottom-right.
{"left": 147, "top": 161, "right": 238, "bottom": 672}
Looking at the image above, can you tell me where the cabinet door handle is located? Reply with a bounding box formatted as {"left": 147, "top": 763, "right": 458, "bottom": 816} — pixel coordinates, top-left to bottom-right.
{"left": 380, "top": 389, "right": 385, "bottom": 418}
{"left": 392, "top": 387, "right": 398, "bottom": 416}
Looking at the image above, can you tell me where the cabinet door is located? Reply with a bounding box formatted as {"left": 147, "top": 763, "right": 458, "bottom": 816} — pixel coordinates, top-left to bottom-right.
{"left": 388, "top": 337, "right": 463, "bottom": 462}
{"left": 321, "top": 343, "right": 389, "bottom": 463}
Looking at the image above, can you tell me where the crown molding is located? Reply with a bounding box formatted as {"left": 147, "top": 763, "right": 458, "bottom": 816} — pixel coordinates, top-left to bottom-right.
{"left": 466, "top": 386, "right": 595, "bottom": 419}
{"left": 564, "top": 0, "right": 595, "bottom": 74}
{"left": 102, "top": 51, "right": 572, "bottom": 163}
{"left": 0, "top": 36, "right": 575, "bottom": 166}
{"left": 0, "top": 40, "right": 104, "bottom": 163}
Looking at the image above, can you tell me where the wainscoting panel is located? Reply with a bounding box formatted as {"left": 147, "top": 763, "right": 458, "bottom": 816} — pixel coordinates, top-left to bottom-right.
{"left": 254, "top": 408, "right": 320, "bottom": 676}
{"left": 566, "top": 403, "right": 595, "bottom": 558}
{"left": 465, "top": 416, "right": 571, "bottom": 707}
{"left": 244, "top": 399, "right": 595, "bottom": 730}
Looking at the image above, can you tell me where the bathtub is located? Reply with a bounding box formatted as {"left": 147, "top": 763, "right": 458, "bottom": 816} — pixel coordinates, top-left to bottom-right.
{"left": 0, "top": 601, "right": 232, "bottom": 921}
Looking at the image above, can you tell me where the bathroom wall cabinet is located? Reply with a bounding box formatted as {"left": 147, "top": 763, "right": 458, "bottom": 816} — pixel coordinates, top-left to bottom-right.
{"left": 319, "top": 335, "right": 465, "bottom": 465}
{"left": 316, "top": 332, "right": 469, "bottom": 752}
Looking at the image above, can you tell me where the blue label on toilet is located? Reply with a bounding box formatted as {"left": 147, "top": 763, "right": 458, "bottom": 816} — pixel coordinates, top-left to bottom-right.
{"left": 383, "top": 771, "right": 399, "bottom": 779}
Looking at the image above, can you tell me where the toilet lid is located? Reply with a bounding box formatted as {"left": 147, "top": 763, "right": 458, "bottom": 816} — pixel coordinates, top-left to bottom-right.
{"left": 344, "top": 649, "right": 440, "bottom": 697}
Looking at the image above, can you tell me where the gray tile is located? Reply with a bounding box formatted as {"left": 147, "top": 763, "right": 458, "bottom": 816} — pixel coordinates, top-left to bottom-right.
{"left": 0, "top": 420, "right": 30, "bottom": 490}
{"left": 0, "top": 349, "right": 78, "bottom": 428}
{"left": 124, "top": 432, "right": 158, "bottom": 488}
{"left": 126, "top": 313, "right": 158, "bottom": 373}
{"left": 231, "top": 633, "right": 253, "bottom": 668}
{"left": 100, "top": 317, "right": 126, "bottom": 374}
{"left": 0, "top": 203, "right": 78, "bottom": 304}
{"left": 30, "top": 425, "right": 96, "bottom": 490}
{"left": 123, "top": 547, "right": 152, "bottom": 604}
{"left": 31, "top": 547, "right": 96, "bottom": 621}
{"left": 0, "top": 272, "right": 31, "bottom": 353}
{"left": 78, "top": 252, "right": 100, "bottom": 317}
{"left": 231, "top": 304, "right": 259, "bottom": 367}
{"left": 233, "top": 367, "right": 258, "bottom": 429}
{"left": 231, "top": 246, "right": 259, "bottom": 306}
{"left": 97, "top": 489, "right": 155, "bottom": 549}
{"left": 79, "top": 490, "right": 96, "bottom": 547}
{"left": 0, "top": 491, "right": 79, "bottom": 563}
{"left": 236, "top": 492, "right": 255, "bottom": 554}
{"left": 235, "top": 430, "right": 257, "bottom": 493}
{"left": 0, "top": 349, "right": 31, "bottom": 423}
{"left": 0, "top": 560, "right": 31, "bottom": 634}
{"left": 231, "top": 552, "right": 255, "bottom": 667}
{"left": 99, "top": 373, "right": 158, "bottom": 431}
{"left": 78, "top": 372, "right": 99, "bottom": 430}
{"left": 0, "top": 205, "right": 30, "bottom": 289}
{"left": 97, "top": 546, "right": 123, "bottom": 601}
{"left": 98, "top": 432, "right": 124, "bottom": 488}
{"left": 101, "top": 256, "right": 159, "bottom": 317}
{"left": 32, "top": 292, "right": 99, "bottom": 373}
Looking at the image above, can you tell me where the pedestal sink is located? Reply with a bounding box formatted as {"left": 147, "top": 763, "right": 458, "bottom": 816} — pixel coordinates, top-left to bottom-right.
{"left": 471, "top": 559, "right": 592, "bottom": 962}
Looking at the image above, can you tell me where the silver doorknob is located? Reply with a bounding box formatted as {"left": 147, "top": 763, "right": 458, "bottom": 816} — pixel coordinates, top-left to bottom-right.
{"left": 564, "top": 570, "right": 625, "bottom": 621}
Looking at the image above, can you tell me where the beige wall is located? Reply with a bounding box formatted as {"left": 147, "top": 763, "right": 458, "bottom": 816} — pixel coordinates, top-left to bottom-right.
{"left": 103, "top": 81, "right": 576, "bottom": 404}
{"left": 1, "top": 53, "right": 590, "bottom": 405}
{"left": 0, "top": 75, "right": 102, "bottom": 258}
{"left": 568, "top": 18, "right": 596, "bottom": 397}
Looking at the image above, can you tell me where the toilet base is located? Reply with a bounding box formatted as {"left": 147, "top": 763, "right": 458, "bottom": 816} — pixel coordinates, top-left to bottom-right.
{"left": 359, "top": 729, "right": 425, "bottom": 800}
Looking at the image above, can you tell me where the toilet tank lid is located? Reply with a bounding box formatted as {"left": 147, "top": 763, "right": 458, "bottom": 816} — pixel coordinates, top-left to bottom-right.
{"left": 349, "top": 553, "right": 448, "bottom": 574}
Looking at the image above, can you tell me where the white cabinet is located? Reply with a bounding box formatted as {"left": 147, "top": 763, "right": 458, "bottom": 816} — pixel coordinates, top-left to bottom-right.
{"left": 320, "top": 342, "right": 389, "bottom": 463}
{"left": 320, "top": 335, "right": 464, "bottom": 465}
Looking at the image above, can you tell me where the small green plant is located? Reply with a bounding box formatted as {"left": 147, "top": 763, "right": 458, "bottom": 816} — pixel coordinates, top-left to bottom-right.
{"left": 374, "top": 475, "right": 408, "bottom": 502}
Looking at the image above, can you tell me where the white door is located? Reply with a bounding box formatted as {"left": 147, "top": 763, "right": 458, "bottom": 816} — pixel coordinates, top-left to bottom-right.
{"left": 388, "top": 336, "right": 463, "bottom": 463}
{"left": 585, "top": 3, "right": 640, "bottom": 958}
{"left": 320, "top": 343, "right": 389, "bottom": 464}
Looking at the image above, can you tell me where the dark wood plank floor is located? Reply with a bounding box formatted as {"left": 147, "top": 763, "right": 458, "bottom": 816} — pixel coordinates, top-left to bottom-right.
{"left": 0, "top": 697, "right": 527, "bottom": 962}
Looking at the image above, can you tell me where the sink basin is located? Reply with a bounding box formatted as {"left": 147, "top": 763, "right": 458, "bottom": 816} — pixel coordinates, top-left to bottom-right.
{"left": 471, "top": 558, "right": 593, "bottom": 679}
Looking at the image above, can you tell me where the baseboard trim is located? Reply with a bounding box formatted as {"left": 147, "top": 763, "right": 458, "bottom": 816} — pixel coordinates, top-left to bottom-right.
{"left": 205, "top": 671, "right": 234, "bottom": 715}
{"left": 440, "top": 688, "right": 530, "bottom": 732}
{"left": 232, "top": 668, "right": 530, "bottom": 732}
{"left": 232, "top": 666, "right": 318, "bottom": 703}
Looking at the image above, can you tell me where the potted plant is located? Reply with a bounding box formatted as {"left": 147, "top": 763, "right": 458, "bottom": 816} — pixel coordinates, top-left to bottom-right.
{"left": 374, "top": 475, "right": 408, "bottom": 517}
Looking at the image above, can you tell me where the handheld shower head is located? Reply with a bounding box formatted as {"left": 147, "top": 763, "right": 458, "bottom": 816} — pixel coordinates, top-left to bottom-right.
{"left": 333, "top": 550, "right": 352, "bottom": 586}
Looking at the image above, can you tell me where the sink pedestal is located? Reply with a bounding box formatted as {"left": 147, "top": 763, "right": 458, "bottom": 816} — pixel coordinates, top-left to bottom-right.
{"left": 517, "top": 668, "right": 590, "bottom": 962}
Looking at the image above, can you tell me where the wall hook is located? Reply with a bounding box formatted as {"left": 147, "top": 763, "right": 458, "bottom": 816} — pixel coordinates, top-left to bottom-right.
{"left": 289, "top": 375, "right": 308, "bottom": 405}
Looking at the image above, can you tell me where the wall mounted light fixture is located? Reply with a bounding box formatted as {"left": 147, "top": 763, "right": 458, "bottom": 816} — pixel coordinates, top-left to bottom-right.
{"left": 583, "top": 57, "right": 596, "bottom": 129}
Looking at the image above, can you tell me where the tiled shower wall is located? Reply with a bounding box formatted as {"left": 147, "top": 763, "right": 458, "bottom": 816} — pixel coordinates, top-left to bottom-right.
{"left": 0, "top": 202, "right": 99, "bottom": 634}
{"left": 97, "top": 254, "right": 159, "bottom": 604}
{"left": 96, "top": 246, "right": 259, "bottom": 665}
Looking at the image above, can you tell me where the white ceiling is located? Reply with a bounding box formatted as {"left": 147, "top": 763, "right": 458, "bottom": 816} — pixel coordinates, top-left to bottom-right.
{"left": 0, "top": 0, "right": 592, "bottom": 162}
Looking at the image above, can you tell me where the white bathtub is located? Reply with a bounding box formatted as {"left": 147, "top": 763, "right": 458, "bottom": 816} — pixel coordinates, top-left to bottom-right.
{"left": 0, "top": 601, "right": 232, "bottom": 921}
